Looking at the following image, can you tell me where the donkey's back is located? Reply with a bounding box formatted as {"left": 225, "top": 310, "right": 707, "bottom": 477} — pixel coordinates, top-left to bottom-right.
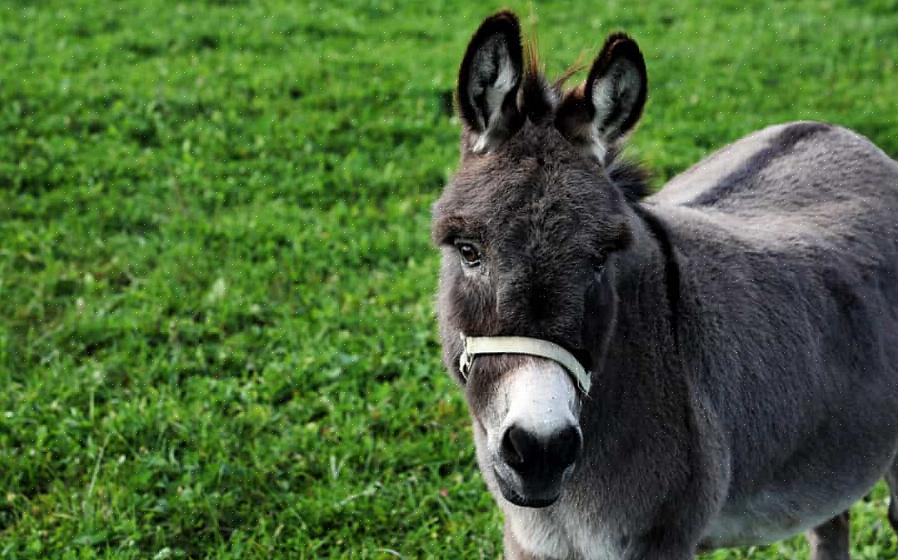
{"left": 654, "top": 121, "right": 898, "bottom": 231}
{"left": 651, "top": 121, "right": 898, "bottom": 549}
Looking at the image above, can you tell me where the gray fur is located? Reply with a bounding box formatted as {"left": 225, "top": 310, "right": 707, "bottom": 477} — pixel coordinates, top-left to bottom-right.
{"left": 434, "top": 13, "right": 898, "bottom": 560}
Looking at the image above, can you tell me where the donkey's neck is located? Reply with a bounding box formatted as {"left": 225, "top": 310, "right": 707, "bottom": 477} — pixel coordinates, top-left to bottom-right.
{"left": 585, "top": 202, "right": 688, "bottom": 430}
{"left": 628, "top": 204, "right": 682, "bottom": 346}
{"left": 615, "top": 202, "right": 681, "bottom": 355}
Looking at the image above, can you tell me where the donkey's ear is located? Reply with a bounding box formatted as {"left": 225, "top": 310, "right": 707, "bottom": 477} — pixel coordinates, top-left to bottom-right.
{"left": 557, "top": 33, "right": 647, "bottom": 161}
{"left": 457, "top": 11, "right": 524, "bottom": 153}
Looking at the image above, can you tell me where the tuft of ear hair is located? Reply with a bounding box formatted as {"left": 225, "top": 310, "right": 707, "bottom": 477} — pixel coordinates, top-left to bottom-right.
{"left": 556, "top": 33, "right": 648, "bottom": 163}
{"left": 456, "top": 11, "right": 525, "bottom": 154}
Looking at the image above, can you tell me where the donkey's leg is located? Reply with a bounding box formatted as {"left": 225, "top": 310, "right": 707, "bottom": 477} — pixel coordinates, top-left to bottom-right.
{"left": 885, "top": 459, "right": 898, "bottom": 534}
{"left": 805, "top": 510, "right": 851, "bottom": 560}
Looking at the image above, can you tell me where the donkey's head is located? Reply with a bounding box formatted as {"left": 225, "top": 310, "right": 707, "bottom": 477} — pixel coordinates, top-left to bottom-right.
{"left": 433, "top": 11, "right": 648, "bottom": 508}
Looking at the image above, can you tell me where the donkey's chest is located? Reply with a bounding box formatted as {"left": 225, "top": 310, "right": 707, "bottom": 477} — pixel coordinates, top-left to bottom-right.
{"left": 505, "top": 506, "right": 626, "bottom": 560}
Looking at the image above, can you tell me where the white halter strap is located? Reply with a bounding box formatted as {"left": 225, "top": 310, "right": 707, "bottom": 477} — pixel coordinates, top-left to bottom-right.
{"left": 459, "top": 334, "right": 592, "bottom": 395}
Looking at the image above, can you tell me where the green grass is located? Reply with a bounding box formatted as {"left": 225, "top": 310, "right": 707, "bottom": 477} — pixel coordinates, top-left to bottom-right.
{"left": 1, "top": 0, "right": 897, "bottom": 558}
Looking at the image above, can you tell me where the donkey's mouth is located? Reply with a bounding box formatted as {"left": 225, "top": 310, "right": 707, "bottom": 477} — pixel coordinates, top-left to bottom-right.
{"left": 492, "top": 466, "right": 564, "bottom": 508}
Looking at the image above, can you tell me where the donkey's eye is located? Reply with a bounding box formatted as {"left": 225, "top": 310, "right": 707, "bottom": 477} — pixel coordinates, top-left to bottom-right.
{"left": 455, "top": 241, "right": 482, "bottom": 266}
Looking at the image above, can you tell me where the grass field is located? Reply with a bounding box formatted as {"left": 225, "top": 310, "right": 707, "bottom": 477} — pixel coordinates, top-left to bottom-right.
{"left": 1, "top": 0, "right": 898, "bottom": 558}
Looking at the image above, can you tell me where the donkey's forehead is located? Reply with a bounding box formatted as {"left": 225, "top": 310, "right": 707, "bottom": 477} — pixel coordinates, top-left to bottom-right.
{"left": 454, "top": 125, "right": 585, "bottom": 187}
{"left": 449, "top": 127, "right": 617, "bottom": 206}
{"left": 480, "top": 121, "right": 574, "bottom": 163}
{"left": 436, "top": 148, "right": 625, "bottom": 251}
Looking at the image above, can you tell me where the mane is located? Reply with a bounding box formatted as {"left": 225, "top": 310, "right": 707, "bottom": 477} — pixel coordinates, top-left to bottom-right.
{"left": 519, "top": 40, "right": 557, "bottom": 124}
{"left": 606, "top": 153, "right": 653, "bottom": 202}
{"left": 520, "top": 40, "right": 653, "bottom": 202}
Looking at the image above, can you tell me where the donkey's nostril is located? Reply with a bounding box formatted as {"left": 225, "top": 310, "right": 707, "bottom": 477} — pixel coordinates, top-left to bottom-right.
{"left": 501, "top": 424, "right": 534, "bottom": 468}
{"left": 552, "top": 425, "right": 582, "bottom": 470}
{"left": 500, "top": 424, "right": 582, "bottom": 474}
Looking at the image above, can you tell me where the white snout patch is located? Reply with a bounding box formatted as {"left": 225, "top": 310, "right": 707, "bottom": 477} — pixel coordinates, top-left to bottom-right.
{"left": 491, "top": 358, "right": 580, "bottom": 451}
{"left": 486, "top": 359, "right": 591, "bottom": 558}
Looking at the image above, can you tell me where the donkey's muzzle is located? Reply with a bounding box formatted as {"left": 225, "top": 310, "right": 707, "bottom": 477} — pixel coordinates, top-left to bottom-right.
{"left": 501, "top": 423, "right": 582, "bottom": 474}
{"left": 496, "top": 423, "right": 582, "bottom": 506}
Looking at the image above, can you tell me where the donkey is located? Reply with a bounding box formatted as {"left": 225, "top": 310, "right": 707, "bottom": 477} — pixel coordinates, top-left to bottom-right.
{"left": 432, "top": 11, "right": 898, "bottom": 560}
